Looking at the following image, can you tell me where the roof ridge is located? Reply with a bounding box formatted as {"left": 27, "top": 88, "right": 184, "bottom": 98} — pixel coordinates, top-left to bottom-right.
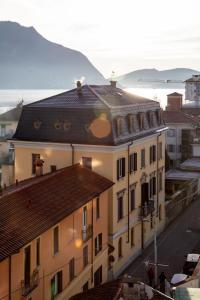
{"left": 87, "top": 85, "right": 111, "bottom": 109}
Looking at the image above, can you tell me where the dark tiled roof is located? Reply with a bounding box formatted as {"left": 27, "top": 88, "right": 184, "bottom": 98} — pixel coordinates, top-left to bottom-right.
{"left": 14, "top": 84, "right": 163, "bottom": 146}
{"left": 167, "top": 92, "right": 183, "bottom": 96}
{"left": 0, "top": 105, "right": 22, "bottom": 121}
{"left": 70, "top": 280, "right": 122, "bottom": 300}
{"left": 0, "top": 164, "right": 113, "bottom": 262}
{"left": 28, "top": 85, "right": 155, "bottom": 109}
{"left": 163, "top": 111, "right": 200, "bottom": 125}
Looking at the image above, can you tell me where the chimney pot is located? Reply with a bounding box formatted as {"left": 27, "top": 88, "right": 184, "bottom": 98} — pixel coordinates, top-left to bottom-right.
{"left": 110, "top": 80, "right": 117, "bottom": 88}
{"left": 76, "top": 81, "right": 82, "bottom": 94}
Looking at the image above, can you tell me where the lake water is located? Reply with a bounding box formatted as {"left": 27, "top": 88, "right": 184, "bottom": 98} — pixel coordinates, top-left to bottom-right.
{"left": 0, "top": 88, "right": 185, "bottom": 114}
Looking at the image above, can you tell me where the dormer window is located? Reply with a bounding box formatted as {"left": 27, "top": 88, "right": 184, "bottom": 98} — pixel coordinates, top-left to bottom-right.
{"left": 156, "top": 109, "right": 162, "bottom": 125}
{"left": 148, "top": 111, "right": 154, "bottom": 128}
{"left": 138, "top": 113, "right": 145, "bottom": 131}
{"left": 116, "top": 117, "right": 123, "bottom": 136}
{"left": 127, "top": 114, "right": 135, "bottom": 133}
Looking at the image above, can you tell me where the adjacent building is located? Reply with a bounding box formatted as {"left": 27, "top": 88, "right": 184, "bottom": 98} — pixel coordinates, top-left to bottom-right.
{"left": 0, "top": 101, "right": 22, "bottom": 186}
{"left": 0, "top": 164, "right": 113, "bottom": 300}
{"left": 163, "top": 92, "right": 200, "bottom": 168}
{"left": 12, "top": 81, "right": 166, "bottom": 278}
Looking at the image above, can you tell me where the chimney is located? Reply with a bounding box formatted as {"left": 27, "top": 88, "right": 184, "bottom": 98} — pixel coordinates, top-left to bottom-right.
{"left": 76, "top": 80, "right": 82, "bottom": 95}
{"left": 166, "top": 93, "right": 183, "bottom": 111}
{"left": 110, "top": 80, "right": 117, "bottom": 88}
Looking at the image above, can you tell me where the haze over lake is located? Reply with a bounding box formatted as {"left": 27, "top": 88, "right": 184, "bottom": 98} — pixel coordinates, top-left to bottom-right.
{"left": 0, "top": 88, "right": 185, "bottom": 114}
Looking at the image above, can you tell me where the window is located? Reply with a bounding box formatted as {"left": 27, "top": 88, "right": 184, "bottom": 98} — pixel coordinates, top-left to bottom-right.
{"left": 158, "top": 142, "right": 162, "bottom": 160}
{"left": 24, "top": 246, "right": 31, "bottom": 287}
{"left": 150, "top": 145, "right": 156, "bottom": 164}
{"left": 117, "top": 158, "right": 125, "bottom": 180}
{"left": 131, "top": 227, "right": 134, "bottom": 247}
{"left": 141, "top": 149, "right": 145, "bottom": 168}
{"left": 116, "top": 117, "right": 123, "bottom": 136}
{"left": 118, "top": 196, "right": 123, "bottom": 220}
{"left": 83, "top": 206, "right": 87, "bottom": 228}
{"left": 83, "top": 245, "right": 88, "bottom": 268}
{"left": 69, "top": 258, "right": 75, "bottom": 281}
{"left": 32, "top": 153, "right": 40, "bottom": 174}
{"left": 118, "top": 237, "right": 122, "bottom": 258}
{"left": 177, "top": 145, "right": 182, "bottom": 153}
{"left": 130, "top": 189, "right": 135, "bottom": 211}
{"left": 148, "top": 111, "right": 154, "bottom": 127}
{"left": 36, "top": 238, "right": 40, "bottom": 266}
{"left": 53, "top": 226, "right": 59, "bottom": 255}
{"left": 129, "top": 153, "right": 137, "bottom": 173}
{"left": 96, "top": 197, "right": 100, "bottom": 219}
{"left": 159, "top": 171, "right": 163, "bottom": 192}
{"left": 83, "top": 281, "right": 89, "bottom": 292}
{"left": 167, "top": 144, "right": 176, "bottom": 153}
{"left": 95, "top": 233, "right": 102, "bottom": 256}
{"left": 138, "top": 113, "right": 145, "bottom": 130}
{"left": 127, "top": 114, "right": 135, "bottom": 133}
{"left": 50, "top": 165, "right": 57, "bottom": 172}
{"left": 94, "top": 266, "right": 102, "bottom": 287}
{"left": 0, "top": 124, "right": 6, "bottom": 137}
{"left": 51, "top": 271, "right": 62, "bottom": 299}
{"left": 167, "top": 129, "right": 176, "bottom": 137}
{"left": 156, "top": 109, "right": 162, "bottom": 125}
{"left": 82, "top": 157, "right": 92, "bottom": 170}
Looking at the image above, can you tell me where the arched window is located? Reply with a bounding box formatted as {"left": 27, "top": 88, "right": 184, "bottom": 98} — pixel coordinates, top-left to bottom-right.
{"left": 118, "top": 237, "right": 122, "bottom": 259}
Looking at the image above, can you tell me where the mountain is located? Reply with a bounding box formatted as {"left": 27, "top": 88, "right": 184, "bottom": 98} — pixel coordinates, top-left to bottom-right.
{"left": 0, "top": 21, "right": 106, "bottom": 89}
{"left": 116, "top": 68, "right": 200, "bottom": 88}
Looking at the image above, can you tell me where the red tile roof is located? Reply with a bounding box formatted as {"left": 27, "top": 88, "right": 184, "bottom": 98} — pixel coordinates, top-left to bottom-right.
{"left": 163, "top": 111, "right": 200, "bottom": 125}
{"left": 0, "top": 164, "right": 114, "bottom": 261}
{"left": 167, "top": 92, "right": 183, "bottom": 97}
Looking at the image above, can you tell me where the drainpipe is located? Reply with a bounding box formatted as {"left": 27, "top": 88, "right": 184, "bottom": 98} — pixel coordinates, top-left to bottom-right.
{"left": 127, "top": 141, "right": 133, "bottom": 243}
{"left": 9, "top": 255, "right": 11, "bottom": 300}
{"left": 70, "top": 144, "right": 75, "bottom": 165}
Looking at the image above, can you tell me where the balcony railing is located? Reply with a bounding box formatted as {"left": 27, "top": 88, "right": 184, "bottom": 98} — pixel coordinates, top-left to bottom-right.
{"left": 82, "top": 224, "right": 93, "bottom": 242}
{"left": 140, "top": 200, "right": 155, "bottom": 218}
{"left": 21, "top": 269, "right": 39, "bottom": 297}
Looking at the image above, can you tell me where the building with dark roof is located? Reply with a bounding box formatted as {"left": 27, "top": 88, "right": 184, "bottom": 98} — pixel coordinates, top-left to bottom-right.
{"left": 0, "top": 164, "right": 113, "bottom": 300}
{"left": 12, "top": 81, "right": 166, "bottom": 279}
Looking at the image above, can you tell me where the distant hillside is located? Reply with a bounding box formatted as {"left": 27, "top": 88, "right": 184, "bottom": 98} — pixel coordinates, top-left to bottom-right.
{"left": 0, "top": 21, "right": 106, "bottom": 89}
{"left": 116, "top": 68, "right": 200, "bottom": 88}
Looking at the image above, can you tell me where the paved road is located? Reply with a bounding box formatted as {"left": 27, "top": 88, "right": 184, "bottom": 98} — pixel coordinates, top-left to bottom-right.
{"left": 123, "top": 198, "right": 200, "bottom": 283}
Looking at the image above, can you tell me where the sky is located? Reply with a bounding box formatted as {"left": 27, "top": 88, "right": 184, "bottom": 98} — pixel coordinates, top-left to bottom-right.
{"left": 1, "top": 0, "right": 200, "bottom": 77}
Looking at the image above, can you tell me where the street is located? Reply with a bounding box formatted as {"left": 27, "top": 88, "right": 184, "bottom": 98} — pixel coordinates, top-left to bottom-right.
{"left": 124, "top": 198, "right": 200, "bottom": 283}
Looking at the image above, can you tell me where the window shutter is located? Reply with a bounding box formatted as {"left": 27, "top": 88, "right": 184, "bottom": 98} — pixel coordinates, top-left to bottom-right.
{"left": 117, "top": 160, "right": 120, "bottom": 180}
{"left": 58, "top": 271, "right": 63, "bottom": 293}
{"left": 150, "top": 147, "right": 152, "bottom": 164}
{"left": 122, "top": 158, "right": 125, "bottom": 177}
{"left": 95, "top": 237, "right": 97, "bottom": 256}
{"left": 134, "top": 153, "right": 137, "bottom": 171}
{"left": 51, "top": 277, "right": 55, "bottom": 299}
{"left": 153, "top": 145, "right": 156, "bottom": 161}
{"left": 99, "top": 233, "right": 102, "bottom": 251}
{"left": 153, "top": 177, "right": 156, "bottom": 195}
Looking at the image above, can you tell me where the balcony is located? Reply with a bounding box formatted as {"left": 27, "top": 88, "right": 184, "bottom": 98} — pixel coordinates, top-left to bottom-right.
{"left": 140, "top": 200, "right": 155, "bottom": 218}
{"left": 21, "top": 269, "right": 39, "bottom": 297}
{"left": 82, "top": 224, "right": 93, "bottom": 242}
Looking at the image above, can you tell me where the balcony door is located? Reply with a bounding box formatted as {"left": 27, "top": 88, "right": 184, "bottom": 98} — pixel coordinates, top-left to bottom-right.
{"left": 141, "top": 182, "right": 149, "bottom": 206}
{"left": 24, "top": 245, "right": 31, "bottom": 286}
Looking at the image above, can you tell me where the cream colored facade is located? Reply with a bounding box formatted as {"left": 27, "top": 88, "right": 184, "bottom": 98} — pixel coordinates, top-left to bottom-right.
{"left": 0, "top": 191, "right": 109, "bottom": 300}
{"left": 13, "top": 129, "right": 166, "bottom": 277}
